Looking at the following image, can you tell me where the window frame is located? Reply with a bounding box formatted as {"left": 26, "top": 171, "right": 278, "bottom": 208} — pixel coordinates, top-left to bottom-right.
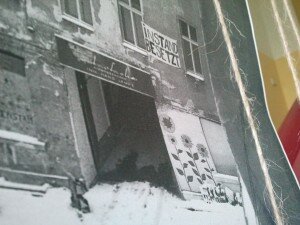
{"left": 178, "top": 18, "right": 204, "bottom": 80}
{"left": 61, "top": 0, "right": 94, "bottom": 31}
{"left": 118, "top": 0, "right": 146, "bottom": 53}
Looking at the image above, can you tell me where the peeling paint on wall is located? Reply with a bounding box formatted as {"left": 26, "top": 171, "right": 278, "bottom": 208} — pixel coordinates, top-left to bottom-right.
{"left": 162, "top": 79, "right": 176, "bottom": 89}
{"left": 26, "top": 0, "right": 61, "bottom": 28}
{"left": 42, "top": 63, "right": 63, "bottom": 85}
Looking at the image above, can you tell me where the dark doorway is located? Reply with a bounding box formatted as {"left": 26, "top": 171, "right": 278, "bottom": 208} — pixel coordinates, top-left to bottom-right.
{"left": 76, "top": 72, "right": 176, "bottom": 191}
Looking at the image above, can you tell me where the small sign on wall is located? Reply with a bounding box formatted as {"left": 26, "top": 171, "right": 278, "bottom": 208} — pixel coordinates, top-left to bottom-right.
{"left": 0, "top": 50, "right": 25, "bottom": 76}
{"left": 56, "top": 36, "right": 155, "bottom": 98}
{"left": 142, "top": 23, "right": 181, "bottom": 68}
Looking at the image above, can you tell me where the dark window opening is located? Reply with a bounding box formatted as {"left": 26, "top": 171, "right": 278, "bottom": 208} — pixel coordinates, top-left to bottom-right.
{"left": 63, "top": 0, "right": 78, "bottom": 18}
{"left": 63, "top": 0, "right": 93, "bottom": 25}
{"left": 179, "top": 19, "right": 202, "bottom": 76}
{"left": 119, "top": 0, "right": 145, "bottom": 49}
{"left": 76, "top": 72, "right": 177, "bottom": 193}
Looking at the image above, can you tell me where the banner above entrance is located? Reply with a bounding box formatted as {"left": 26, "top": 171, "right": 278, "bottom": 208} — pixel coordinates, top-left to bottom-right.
{"left": 56, "top": 36, "right": 155, "bottom": 97}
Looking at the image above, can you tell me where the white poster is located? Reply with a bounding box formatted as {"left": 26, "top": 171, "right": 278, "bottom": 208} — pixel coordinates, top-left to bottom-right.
{"left": 142, "top": 22, "right": 181, "bottom": 68}
{"left": 158, "top": 108, "right": 217, "bottom": 195}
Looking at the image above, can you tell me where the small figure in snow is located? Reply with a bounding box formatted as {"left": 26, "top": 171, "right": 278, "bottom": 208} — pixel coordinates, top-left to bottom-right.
{"left": 69, "top": 178, "right": 90, "bottom": 213}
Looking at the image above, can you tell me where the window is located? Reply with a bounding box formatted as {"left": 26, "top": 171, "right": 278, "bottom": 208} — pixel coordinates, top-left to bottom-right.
{"left": 179, "top": 20, "right": 202, "bottom": 77}
{"left": 62, "top": 0, "right": 93, "bottom": 26}
{"left": 118, "top": 0, "right": 145, "bottom": 49}
{"left": 0, "top": 50, "right": 25, "bottom": 77}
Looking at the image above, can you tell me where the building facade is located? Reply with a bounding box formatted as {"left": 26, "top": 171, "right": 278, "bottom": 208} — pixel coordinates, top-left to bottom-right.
{"left": 0, "top": 0, "right": 241, "bottom": 200}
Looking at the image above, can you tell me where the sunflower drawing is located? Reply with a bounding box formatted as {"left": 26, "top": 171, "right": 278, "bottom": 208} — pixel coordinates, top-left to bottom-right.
{"left": 160, "top": 114, "right": 175, "bottom": 133}
{"left": 197, "top": 144, "right": 209, "bottom": 158}
{"left": 167, "top": 135, "right": 177, "bottom": 145}
{"left": 181, "top": 134, "right": 193, "bottom": 148}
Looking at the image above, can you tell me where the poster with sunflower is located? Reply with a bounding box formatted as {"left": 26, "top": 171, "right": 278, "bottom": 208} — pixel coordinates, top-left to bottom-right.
{"left": 158, "top": 107, "right": 242, "bottom": 204}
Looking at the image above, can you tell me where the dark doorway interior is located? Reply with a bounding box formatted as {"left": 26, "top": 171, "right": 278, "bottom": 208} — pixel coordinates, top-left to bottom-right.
{"left": 76, "top": 72, "right": 176, "bottom": 192}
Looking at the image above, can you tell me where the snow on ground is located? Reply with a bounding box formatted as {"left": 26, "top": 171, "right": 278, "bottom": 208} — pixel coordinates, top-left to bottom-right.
{"left": 0, "top": 178, "right": 50, "bottom": 193}
{"left": 0, "top": 181, "right": 246, "bottom": 225}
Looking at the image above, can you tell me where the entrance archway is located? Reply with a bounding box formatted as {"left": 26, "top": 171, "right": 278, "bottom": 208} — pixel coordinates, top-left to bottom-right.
{"left": 76, "top": 72, "right": 176, "bottom": 192}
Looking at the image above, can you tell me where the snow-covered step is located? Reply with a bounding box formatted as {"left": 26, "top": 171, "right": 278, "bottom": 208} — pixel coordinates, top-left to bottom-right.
{"left": 0, "top": 177, "right": 50, "bottom": 193}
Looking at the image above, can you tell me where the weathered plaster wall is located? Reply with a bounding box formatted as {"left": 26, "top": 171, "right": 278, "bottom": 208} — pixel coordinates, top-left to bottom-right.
{"left": 0, "top": 0, "right": 83, "bottom": 185}
{"left": 143, "top": 0, "right": 218, "bottom": 119}
{"left": 201, "top": 0, "right": 300, "bottom": 224}
{"left": 0, "top": 0, "right": 241, "bottom": 189}
{"left": 0, "top": 36, "right": 82, "bottom": 184}
{"left": 24, "top": 0, "right": 219, "bottom": 119}
{"left": 64, "top": 68, "right": 97, "bottom": 186}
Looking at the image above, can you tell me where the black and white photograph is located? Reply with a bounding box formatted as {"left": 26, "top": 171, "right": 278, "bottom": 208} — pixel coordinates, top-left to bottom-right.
{"left": 0, "top": 0, "right": 300, "bottom": 225}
